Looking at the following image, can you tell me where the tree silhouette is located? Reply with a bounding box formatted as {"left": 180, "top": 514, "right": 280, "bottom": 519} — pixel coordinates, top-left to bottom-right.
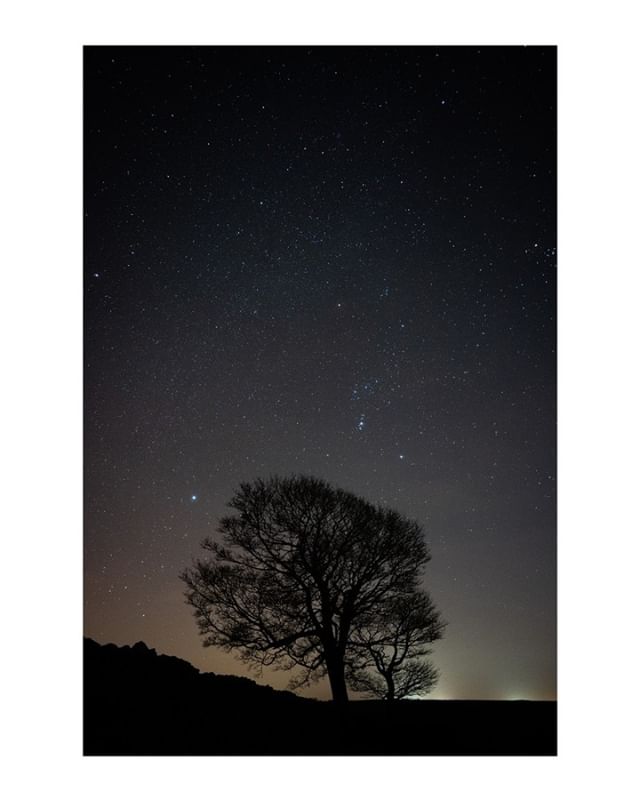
{"left": 181, "top": 475, "right": 443, "bottom": 703}
{"left": 347, "top": 592, "right": 445, "bottom": 699}
{"left": 349, "top": 656, "right": 440, "bottom": 700}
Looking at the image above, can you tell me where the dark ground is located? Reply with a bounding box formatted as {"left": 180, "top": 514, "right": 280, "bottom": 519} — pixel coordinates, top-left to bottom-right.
{"left": 84, "top": 638, "right": 556, "bottom": 756}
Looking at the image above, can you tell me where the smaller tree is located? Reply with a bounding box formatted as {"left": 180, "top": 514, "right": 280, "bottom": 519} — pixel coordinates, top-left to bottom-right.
{"left": 347, "top": 591, "right": 445, "bottom": 700}
{"left": 348, "top": 656, "right": 440, "bottom": 701}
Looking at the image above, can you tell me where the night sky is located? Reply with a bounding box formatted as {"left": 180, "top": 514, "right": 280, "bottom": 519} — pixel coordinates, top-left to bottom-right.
{"left": 84, "top": 45, "right": 556, "bottom": 701}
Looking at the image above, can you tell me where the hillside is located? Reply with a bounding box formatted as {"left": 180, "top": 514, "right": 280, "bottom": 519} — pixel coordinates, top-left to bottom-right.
{"left": 84, "top": 638, "right": 556, "bottom": 755}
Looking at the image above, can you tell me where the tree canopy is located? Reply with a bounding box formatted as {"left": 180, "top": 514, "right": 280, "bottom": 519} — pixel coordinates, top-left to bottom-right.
{"left": 181, "top": 475, "right": 444, "bottom": 702}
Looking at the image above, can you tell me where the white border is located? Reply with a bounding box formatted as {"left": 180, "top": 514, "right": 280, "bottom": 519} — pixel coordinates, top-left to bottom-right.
{"left": 3, "top": 1, "right": 639, "bottom": 798}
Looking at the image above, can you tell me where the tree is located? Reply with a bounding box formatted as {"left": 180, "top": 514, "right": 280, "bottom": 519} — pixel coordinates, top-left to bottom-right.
{"left": 348, "top": 656, "right": 440, "bottom": 701}
{"left": 181, "top": 475, "right": 443, "bottom": 703}
{"left": 346, "top": 591, "right": 445, "bottom": 700}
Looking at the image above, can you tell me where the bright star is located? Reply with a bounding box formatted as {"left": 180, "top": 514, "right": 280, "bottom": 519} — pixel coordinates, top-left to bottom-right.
{"left": 191, "top": 495, "right": 197, "bottom": 502}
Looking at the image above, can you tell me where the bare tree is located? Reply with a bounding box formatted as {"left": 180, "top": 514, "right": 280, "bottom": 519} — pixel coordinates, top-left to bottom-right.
{"left": 347, "top": 591, "right": 445, "bottom": 700}
{"left": 348, "top": 658, "right": 440, "bottom": 700}
{"left": 181, "top": 475, "right": 442, "bottom": 703}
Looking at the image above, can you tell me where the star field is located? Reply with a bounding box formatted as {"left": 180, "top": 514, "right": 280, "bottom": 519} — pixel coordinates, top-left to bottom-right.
{"left": 84, "top": 46, "right": 556, "bottom": 700}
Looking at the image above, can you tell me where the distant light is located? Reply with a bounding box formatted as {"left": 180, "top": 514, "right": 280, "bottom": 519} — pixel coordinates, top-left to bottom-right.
{"left": 399, "top": 454, "right": 405, "bottom": 460}
{"left": 191, "top": 495, "right": 197, "bottom": 502}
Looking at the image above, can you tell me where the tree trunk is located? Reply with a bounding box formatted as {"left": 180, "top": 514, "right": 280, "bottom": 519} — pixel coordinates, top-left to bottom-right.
{"left": 385, "top": 673, "right": 395, "bottom": 701}
{"left": 325, "top": 651, "right": 349, "bottom": 703}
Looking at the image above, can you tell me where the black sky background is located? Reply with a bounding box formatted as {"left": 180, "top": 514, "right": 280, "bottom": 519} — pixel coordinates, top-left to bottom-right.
{"left": 84, "top": 46, "right": 556, "bottom": 700}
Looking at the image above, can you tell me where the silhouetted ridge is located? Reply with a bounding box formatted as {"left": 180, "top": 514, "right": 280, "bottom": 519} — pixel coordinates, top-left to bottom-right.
{"left": 85, "top": 637, "right": 309, "bottom": 704}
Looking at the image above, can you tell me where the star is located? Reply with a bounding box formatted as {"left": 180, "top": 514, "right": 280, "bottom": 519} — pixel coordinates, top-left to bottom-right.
{"left": 191, "top": 495, "right": 198, "bottom": 502}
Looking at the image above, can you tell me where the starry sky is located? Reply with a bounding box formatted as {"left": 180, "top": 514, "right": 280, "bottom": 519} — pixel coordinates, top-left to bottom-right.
{"left": 84, "top": 45, "right": 556, "bottom": 701}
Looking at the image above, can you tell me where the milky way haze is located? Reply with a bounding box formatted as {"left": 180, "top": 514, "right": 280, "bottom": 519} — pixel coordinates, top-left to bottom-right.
{"left": 84, "top": 46, "right": 556, "bottom": 700}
